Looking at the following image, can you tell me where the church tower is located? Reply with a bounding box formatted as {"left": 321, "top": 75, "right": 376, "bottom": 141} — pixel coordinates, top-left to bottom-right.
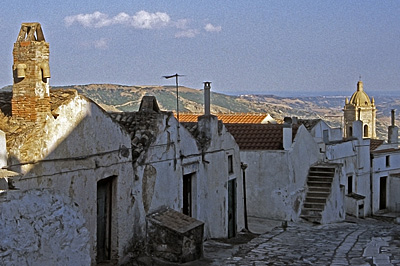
{"left": 343, "top": 80, "right": 376, "bottom": 139}
{"left": 12, "top": 22, "right": 51, "bottom": 122}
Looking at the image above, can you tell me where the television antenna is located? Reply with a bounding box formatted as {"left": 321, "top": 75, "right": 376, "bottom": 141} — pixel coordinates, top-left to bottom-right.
{"left": 163, "top": 73, "right": 185, "bottom": 122}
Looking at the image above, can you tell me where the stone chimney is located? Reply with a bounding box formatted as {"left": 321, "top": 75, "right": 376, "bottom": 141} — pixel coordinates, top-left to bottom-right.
{"left": 204, "top": 82, "right": 211, "bottom": 116}
{"left": 12, "top": 22, "right": 51, "bottom": 122}
{"left": 283, "top": 117, "right": 292, "bottom": 150}
{"left": 388, "top": 109, "right": 398, "bottom": 144}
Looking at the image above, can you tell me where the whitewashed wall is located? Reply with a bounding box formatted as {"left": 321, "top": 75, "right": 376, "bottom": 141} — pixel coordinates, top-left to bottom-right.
{"left": 0, "top": 189, "right": 90, "bottom": 265}
{"left": 8, "top": 95, "right": 136, "bottom": 264}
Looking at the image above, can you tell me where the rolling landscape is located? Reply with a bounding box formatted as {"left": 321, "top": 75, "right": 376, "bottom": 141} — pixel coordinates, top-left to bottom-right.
{"left": 2, "top": 84, "right": 400, "bottom": 140}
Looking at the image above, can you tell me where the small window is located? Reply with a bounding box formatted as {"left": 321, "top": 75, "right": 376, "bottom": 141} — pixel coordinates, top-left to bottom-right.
{"left": 349, "top": 126, "right": 353, "bottom": 137}
{"left": 228, "top": 155, "right": 233, "bottom": 174}
{"left": 364, "top": 125, "right": 369, "bottom": 137}
{"left": 386, "top": 156, "right": 390, "bottom": 167}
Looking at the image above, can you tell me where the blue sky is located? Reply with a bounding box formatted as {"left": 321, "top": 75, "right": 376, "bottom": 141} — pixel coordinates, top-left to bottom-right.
{"left": 0, "top": 1, "right": 399, "bottom": 96}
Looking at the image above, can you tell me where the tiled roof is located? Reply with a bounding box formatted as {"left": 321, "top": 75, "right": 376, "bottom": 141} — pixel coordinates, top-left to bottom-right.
{"left": 370, "top": 139, "right": 384, "bottom": 151}
{"left": 177, "top": 113, "right": 275, "bottom": 124}
{"left": 224, "top": 123, "right": 298, "bottom": 150}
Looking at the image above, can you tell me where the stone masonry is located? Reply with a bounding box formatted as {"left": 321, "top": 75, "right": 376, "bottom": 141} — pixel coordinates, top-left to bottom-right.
{"left": 12, "top": 23, "right": 51, "bottom": 122}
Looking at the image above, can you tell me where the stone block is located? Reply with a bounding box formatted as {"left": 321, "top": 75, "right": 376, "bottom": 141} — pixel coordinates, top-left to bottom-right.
{"left": 146, "top": 208, "right": 204, "bottom": 263}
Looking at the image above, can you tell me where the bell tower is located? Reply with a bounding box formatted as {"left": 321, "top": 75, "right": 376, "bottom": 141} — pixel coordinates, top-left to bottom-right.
{"left": 343, "top": 80, "right": 376, "bottom": 139}
{"left": 12, "top": 22, "right": 51, "bottom": 122}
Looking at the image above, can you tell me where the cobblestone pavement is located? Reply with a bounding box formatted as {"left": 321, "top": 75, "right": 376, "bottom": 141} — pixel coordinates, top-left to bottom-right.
{"left": 221, "top": 217, "right": 400, "bottom": 266}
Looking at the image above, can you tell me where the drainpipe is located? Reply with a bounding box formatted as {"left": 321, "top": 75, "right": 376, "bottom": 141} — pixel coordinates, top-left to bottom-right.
{"left": 241, "top": 162, "right": 249, "bottom": 230}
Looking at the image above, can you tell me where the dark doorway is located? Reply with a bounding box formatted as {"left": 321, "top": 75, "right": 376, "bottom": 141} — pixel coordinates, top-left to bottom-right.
{"left": 183, "top": 174, "right": 192, "bottom": 216}
{"left": 97, "top": 177, "right": 114, "bottom": 262}
{"left": 228, "top": 179, "right": 237, "bottom": 238}
{"left": 379, "top": 176, "right": 387, "bottom": 210}
{"left": 347, "top": 175, "right": 353, "bottom": 194}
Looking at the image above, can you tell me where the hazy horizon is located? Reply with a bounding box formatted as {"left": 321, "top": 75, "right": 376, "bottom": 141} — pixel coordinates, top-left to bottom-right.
{"left": 0, "top": 1, "right": 399, "bottom": 96}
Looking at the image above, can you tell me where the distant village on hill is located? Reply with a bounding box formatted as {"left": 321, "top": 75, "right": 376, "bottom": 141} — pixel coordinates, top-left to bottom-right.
{"left": 1, "top": 22, "right": 400, "bottom": 265}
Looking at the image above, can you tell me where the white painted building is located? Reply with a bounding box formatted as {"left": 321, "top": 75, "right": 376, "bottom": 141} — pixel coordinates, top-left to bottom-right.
{"left": 225, "top": 119, "right": 327, "bottom": 222}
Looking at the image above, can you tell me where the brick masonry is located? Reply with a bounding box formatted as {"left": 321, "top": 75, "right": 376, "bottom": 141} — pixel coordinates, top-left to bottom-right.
{"left": 12, "top": 23, "right": 51, "bottom": 122}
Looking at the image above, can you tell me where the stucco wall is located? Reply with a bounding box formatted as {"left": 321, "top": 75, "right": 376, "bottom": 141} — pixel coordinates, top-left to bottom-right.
{"left": 137, "top": 114, "right": 244, "bottom": 239}
{"left": 242, "top": 125, "right": 321, "bottom": 221}
{"left": 0, "top": 189, "right": 90, "bottom": 265}
{"left": 372, "top": 151, "right": 400, "bottom": 213}
{"left": 8, "top": 95, "right": 136, "bottom": 264}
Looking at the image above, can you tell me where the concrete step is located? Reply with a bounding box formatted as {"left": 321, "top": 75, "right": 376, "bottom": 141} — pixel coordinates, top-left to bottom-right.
{"left": 308, "top": 186, "right": 331, "bottom": 193}
{"left": 308, "top": 176, "right": 333, "bottom": 182}
{"left": 309, "top": 172, "right": 335, "bottom": 178}
{"left": 305, "top": 197, "right": 327, "bottom": 204}
{"left": 307, "top": 181, "right": 332, "bottom": 188}
{"left": 303, "top": 203, "right": 325, "bottom": 210}
{"left": 307, "top": 191, "right": 330, "bottom": 198}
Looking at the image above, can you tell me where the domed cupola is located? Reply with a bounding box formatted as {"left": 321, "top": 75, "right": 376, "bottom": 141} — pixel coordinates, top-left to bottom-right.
{"left": 349, "top": 81, "right": 372, "bottom": 106}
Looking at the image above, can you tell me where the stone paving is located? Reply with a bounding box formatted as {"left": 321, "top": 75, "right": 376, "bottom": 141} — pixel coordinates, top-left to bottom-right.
{"left": 220, "top": 217, "right": 400, "bottom": 265}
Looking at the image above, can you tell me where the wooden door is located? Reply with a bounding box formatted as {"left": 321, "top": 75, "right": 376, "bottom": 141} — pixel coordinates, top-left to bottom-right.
{"left": 228, "top": 179, "right": 236, "bottom": 238}
{"left": 97, "top": 177, "right": 113, "bottom": 262}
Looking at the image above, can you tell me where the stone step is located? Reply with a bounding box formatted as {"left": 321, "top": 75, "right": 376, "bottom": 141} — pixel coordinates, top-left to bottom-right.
{"left": 305, "top": 197, "right": 327, "bottom": 204}
{"left": 301, "top": 208, "right": 322, "bottom": 216}
{"left": 308, "top": 176, "right": 333, "bottom": 182}
{"left": 307, "top": 191, "right": 330, "bottom": 198}
{"left": 303, "top": 202, "right": 325, "bottom": 210}
{"left": 300, "top": 215, "right": 322, "bottom": 224}
{"left": 307, "top": 181, "right": 332, "bottom": 188}
{"left": 309, "top": 172, "right": 335, "bottom": 178}
{"left": 309, "top": 167, "right": 335, "bottom": 173}
{"left": 308, "top": 186, "right": 331, "bottom": 193}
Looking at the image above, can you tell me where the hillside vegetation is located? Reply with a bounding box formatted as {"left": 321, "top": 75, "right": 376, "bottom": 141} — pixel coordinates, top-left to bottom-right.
{"left": 2, "top": 84, "right": 399, "bottom": 140}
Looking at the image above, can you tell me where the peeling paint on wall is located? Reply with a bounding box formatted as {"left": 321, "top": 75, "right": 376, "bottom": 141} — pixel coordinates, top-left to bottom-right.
{"left": 142, "top": 165, "right": 157, "bottom": 213}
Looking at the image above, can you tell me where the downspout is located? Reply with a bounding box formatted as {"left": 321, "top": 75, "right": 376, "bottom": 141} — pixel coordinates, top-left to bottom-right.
{"left": 370, "top": 153, "right": 374, "bottom": 216}
{"left": 241, "top": 162, "right": 248, "bottom": 230}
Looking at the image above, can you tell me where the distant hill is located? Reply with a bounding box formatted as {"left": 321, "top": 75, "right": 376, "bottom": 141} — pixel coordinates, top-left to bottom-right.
{"left": 2, "top": 84, "right": 399, "bottom": 141}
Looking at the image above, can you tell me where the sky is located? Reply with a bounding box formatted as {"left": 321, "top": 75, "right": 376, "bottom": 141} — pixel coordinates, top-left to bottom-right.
{"left": 0, "top": 1, "right": 399, "bottom": 96}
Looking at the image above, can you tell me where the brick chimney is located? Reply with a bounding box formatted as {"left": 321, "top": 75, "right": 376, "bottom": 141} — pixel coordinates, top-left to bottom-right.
{"left": 12, "top": 22, "right": 51, "bottom": 122}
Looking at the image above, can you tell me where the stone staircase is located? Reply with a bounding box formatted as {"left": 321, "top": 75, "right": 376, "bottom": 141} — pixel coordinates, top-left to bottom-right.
{"left": 300, "top": 165, "right": 335, "bottom": 224}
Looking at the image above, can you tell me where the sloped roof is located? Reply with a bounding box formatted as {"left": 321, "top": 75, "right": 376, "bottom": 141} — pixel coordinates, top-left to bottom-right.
{"left": 370, "top": 139, "right": 384, "bottom": 151}
{"left": 177, "top": 113, "right": 275, "bottom": 124}
{"left": 297, "top": 119, "right": 322, "bottom": 131}
{"left": 224, "top": 123, "right": 298, "bottom": 150}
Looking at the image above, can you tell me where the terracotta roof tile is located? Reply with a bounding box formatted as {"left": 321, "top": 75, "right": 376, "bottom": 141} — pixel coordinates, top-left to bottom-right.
{"left": 370, "top": 139, "right": 384, "bottom": 151}
{"left": 224, "top": 123, "right": 298, "bottom": 150}
{"left": 177, "top": 113, "right": 275, "bottom": 124}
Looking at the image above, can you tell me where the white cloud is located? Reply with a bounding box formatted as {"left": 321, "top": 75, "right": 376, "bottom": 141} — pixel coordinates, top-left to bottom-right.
{"left": 64, "top": 10, "right": 170, "bottom": 29}
{"left": 175, "top": 29, "right": 199, "bottom": 38}
{"left": 175, "top": 19, "right": 189, "bottom": 29}
{"left": 131, "top": 10, "right": 170, "bottom": 29}
{"left": 204, "top": 23, "right": 222, "bottom": 32}
{"left": 94, "top": 38, "right": 108, "bottom": 50}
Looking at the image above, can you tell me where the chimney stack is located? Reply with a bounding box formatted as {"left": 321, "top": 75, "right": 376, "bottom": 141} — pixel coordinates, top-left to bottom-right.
{"left": 388, "top": 109, "right": 398, "bottom": 144}
{"left": 204, "top": 82, "right": 211, "bottom": 116}
{"left": 283, "top": 117, "right": 292, "bottom": 150}
{"left": 12, "top": 22, "right": 51, "bottom": 122}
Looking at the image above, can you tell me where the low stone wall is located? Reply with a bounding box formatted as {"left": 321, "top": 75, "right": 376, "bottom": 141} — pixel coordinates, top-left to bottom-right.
{"left": 0, "top": 189, "right": 90, "bottom": 265}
